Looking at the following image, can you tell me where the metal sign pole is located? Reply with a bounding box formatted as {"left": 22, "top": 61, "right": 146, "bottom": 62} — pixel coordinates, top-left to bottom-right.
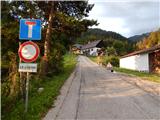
{"left": 25, "top": 72, "right": 29, "bottom": 113}
{"left": 19, "top": 42, "right": 22, "bottom": 94}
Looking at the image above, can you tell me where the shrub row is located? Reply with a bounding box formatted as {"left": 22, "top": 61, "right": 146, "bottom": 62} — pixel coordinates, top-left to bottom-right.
{"left": 102, "top": 56, "right": 119, "bottom": 67}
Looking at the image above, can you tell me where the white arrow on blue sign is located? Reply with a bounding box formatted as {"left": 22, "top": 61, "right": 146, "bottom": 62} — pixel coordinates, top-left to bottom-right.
{"left": 19, "top": 19, "right": 41, "bottom": 40}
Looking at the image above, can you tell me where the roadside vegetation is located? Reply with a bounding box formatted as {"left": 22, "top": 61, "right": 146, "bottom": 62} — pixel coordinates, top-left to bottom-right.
{"left": 89, "top": 56, "right": 97, "bottom": 62}
{"left": 2, "top": 54, "right": 77, "bottom": 120}
{"left": 89, "top": 55, "right": 119, "bottom": 67}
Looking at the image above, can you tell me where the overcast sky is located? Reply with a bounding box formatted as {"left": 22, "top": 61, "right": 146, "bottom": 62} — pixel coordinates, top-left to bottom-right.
{"left": 87, "top": 0, "right": 160, "bottom": 38}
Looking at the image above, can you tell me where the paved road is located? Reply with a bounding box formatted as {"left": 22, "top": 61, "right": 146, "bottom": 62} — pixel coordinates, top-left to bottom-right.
{"left": 44, "top": 56, "right": 160, "bottom": 120}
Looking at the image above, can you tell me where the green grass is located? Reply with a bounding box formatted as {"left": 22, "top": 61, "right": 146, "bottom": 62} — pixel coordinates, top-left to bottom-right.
{"left": 114, "top": 67, "right": 160, "bottom": 83}
{"left": 89, "top": 56, "right": 97, "bottom": 63}
{"left": 3, "top": 54, "right": 77, "bottom": 120}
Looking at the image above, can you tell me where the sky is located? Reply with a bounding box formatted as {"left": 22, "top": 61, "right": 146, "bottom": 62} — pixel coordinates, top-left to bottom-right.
{"left": 87, "top": 0, "right": 160, "bottom": 38}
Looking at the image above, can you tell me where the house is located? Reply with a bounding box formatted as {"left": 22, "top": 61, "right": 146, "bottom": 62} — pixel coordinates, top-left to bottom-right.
{"left": 71, "top": 44, "right": 83, "bottom": 54}
{"left": 81, "top": 40, "right": 104, "bottom": 56}
{"left": 120, "top": 45, "right": 160, "bottom": 73}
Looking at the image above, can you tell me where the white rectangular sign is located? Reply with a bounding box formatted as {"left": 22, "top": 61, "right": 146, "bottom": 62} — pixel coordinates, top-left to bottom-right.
{"left": 19, "top": 63, "right": 37, "bottom": 72}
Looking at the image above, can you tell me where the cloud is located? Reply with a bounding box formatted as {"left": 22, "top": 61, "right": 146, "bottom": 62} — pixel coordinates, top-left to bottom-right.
{"left": 87, "top": 0, "right": 160, "bottom": 37}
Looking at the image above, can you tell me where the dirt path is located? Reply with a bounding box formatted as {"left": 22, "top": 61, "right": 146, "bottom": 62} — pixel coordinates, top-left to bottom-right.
{"left": 43, "top": 55, "right": 160, "bottom": 120}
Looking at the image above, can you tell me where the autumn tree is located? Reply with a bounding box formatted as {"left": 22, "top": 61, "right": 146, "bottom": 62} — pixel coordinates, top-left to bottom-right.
{"left": 136, "top": 29, "right": 160, "bottom": 50}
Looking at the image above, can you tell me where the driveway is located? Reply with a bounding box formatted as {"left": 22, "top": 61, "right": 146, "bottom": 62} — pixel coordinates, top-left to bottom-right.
{"left": 44, "top": 56, "right": 160, "bottom": 120}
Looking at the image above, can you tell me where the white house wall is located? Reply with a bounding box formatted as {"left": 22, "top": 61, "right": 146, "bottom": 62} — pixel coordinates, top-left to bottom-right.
{"left": 90, "top": 47, "right": 101, "bottom": 56}
{"left": 120, "top": 53, "right": 149, "bottom": 72}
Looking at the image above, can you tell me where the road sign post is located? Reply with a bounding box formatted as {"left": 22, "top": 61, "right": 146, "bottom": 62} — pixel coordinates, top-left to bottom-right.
{"left": 19, "top": 19, "right": 41, "bottom": 113}
{"left": 18, "top": 41, "right": 39, "bottom": 112}
{"left": 25, "top": 72, "right": 29, "bottom": 113}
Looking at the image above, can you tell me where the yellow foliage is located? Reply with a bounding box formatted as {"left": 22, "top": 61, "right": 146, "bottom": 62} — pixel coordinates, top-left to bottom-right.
{"left": 137, "top": 30, "right": 160, "bottom": 50}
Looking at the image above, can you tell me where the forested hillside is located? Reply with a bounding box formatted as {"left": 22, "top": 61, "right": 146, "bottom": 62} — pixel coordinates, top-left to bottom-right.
{"left": 76, "top": 28, "right": 135, "bottom": 56}
{"left": 76, "top": 28, "right": 128, "bottom": 43}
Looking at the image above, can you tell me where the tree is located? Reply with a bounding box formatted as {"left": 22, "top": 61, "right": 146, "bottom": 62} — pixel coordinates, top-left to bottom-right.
{"left": 2, "top": 1, "right": 97, "bottom": 75}
{"left": 106, "top": 47, "right": 117, "bottom": 56}
{"left": 136, "top": 29, "right": 160, "bottom": 50}
{"left": 1, "top": 0, "right": 98, "bottom": 79}
{"left": 35, "top": 1, "right": 97, "bottom": 75}
{"left": 113, "top": 40, "right": 126, "bottom": 55}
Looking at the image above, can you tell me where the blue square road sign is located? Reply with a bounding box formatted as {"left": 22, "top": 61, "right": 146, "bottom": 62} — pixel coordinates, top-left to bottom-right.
{"left": 19, "top": 19, "right": 41, "bottom": 40}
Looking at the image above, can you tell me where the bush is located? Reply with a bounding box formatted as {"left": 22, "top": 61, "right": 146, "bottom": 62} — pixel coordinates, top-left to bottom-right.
{"left": 104, "top": 56, "right": 119, "bottom": 67}
{"left": 47, "top": 42, "right": 66, "bottom": 76}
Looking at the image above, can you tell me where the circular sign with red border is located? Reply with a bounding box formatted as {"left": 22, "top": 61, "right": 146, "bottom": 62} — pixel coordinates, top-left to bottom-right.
{"left": 18, "top": 41, "right": 40, "bottom": 63}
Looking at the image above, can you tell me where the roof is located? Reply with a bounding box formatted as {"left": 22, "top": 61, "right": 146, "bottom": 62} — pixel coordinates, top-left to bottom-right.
{"left": 81, "top": 40, "right": 102, "bottom": 50}
{"left": 121, "top": 44, "right": 160, "bottom": 58}
{"left": 72, "top": 44, "right": 83, "bottom": 49}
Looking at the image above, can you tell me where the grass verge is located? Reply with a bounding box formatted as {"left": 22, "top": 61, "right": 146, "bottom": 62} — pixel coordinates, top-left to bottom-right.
{"left": 89, "top": 56, "right": 97, "bottom": 63}
{"left": 114, "top": 67, "right": 160, "bottom": 83}
{"left": 4, "top": 54, "right": 77, "bottom": 120}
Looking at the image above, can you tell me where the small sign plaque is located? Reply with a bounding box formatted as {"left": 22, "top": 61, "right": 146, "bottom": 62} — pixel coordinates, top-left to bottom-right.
{"left": 19, "top": 63, "right": 37, "bottom": 72}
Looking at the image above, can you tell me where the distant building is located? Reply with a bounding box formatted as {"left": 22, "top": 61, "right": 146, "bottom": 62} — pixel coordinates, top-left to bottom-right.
{"left": 81, "top": 40, "right": 104, "bottom": 56}
{"left": 71, "top": 44, "right": 83, "bottom": 54}
{"left": 120, "top": 45, "right": 160, "bottom": 74}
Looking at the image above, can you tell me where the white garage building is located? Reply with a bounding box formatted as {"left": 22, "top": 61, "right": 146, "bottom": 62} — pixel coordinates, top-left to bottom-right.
{"left": 120, "top": 45, "right": 160, "bottom": 73}
{"left": 120, "top": 53, "right": 149, "bottom": 72}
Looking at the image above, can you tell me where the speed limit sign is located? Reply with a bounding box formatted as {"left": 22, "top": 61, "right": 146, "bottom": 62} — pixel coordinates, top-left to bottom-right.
{"left": 18, "top": 41, "right": 40, "bottom": 63}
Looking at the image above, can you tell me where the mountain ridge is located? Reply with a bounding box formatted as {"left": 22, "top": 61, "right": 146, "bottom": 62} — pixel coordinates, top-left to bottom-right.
{"left": 128, "top": 32, "right": 150, "bottom": 42}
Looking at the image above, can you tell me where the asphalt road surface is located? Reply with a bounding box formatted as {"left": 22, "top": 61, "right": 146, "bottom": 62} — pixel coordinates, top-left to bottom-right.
{"left": 44, "top": 56, "right": 160, "bottom": 120}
